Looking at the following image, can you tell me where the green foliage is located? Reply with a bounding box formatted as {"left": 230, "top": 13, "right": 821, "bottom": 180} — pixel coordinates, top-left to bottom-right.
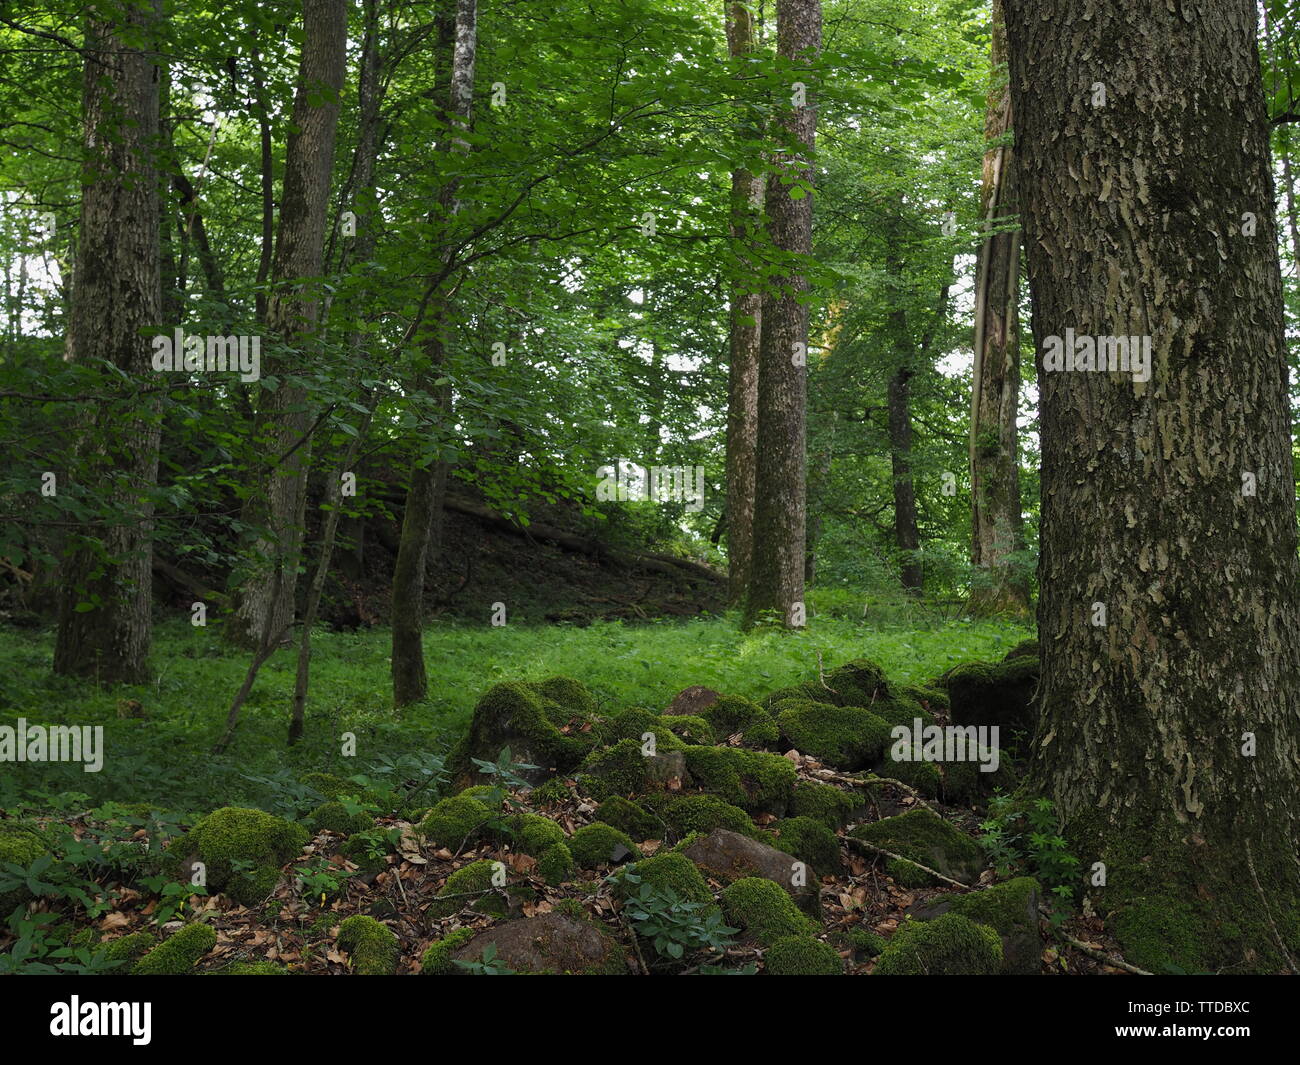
{"left": 420, "top": 927, "right": 478, "bottom": 975}
{"left": 615, "top": 852, "right": 714, "bottom": 907}
{"left": 622, "top": 882, "right": 738, "bottom": 963}
{"left": 453, "top": 942, "right": 516, "bottom": 976}
{"left": 979, "top": 795, "right": 1079, "bottom": 921}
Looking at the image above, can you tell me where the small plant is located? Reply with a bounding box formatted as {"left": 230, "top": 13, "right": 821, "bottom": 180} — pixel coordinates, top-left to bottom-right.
{"left": 979, "top": 793, "right": 1079, "bottom": 924}
{"left": 295, "top": 857, "right": 353, "bottom": 904}
{"left": 138, "top": 875, "right": 208, "bottom": 925}
{"left": 622, "top": 882, "right": 738, "bottom": 962}
{"left": 470, "top": 747, "right": 541, "bottom": 821}
{"left": 453, "top": 942, "right": 515, "bottom": 975}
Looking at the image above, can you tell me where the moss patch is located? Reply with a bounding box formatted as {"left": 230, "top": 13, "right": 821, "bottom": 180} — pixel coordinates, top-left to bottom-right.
{"left": 849, "top": 809, "right": 984, "bottom": 887}
{"left": 774, "top": 700, "right": 891, "bottom": 770}
{"left": 764, "top": 934, "right": 843, "bottom": 975}
{"left": 720, "top": 877, "right": 817, "bottom": 945}
{"left": 165, "top": 807, "right": 307, "bottom": 907}
{"left": 874, "top": 913, "right": 1001, "bottom": 975}
{"left": 134, "top": 922, "right": 216, "bottom": 975}
{"left": 338, "top": 915, "right": 399, "bottom": 975}
{"left": 681, "top": 746, "right": 796, "bottom": 814}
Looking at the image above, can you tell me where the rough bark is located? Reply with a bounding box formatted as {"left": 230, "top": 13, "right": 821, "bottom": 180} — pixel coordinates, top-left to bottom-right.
{"left": 724, "top": 1, "right": 762, "bottom": 607}
{"left": 391, "top": 0, "right": 475, "bottom": 706}
{"left": 228, "top": 0, "right": 347, "bottom": 649}
{"left": 886, "top": 364, "right": 922, "bottom": 595}
{"left": 744, "top": 0, "right": 820, "bottom": 630}
{"left": 53, "top": 1, "right": 162, "bottom": 684}
{"left": 1007, "top": 0, "right": 1300, "bottom": 973}
{"left": 969, "top": 0, "right": 1028, "bottom": 616}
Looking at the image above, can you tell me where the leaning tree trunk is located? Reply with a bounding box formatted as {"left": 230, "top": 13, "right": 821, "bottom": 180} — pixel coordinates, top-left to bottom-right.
{"left": 1007, "top": 0, "right": 1300, "bottom": 973}
{"left": 53, "top": 1, "right": 162, "bottom": 684}
{"left": 228, "top": 0, "right": 347, "bottom": 649}
{"left": 724, "top": 0, "right": 763, "bottom": 607}
{"left": 744, "top": 0, "right": 820, "bottom": 630}
{"left": 968, "top": 0, "right": 1028, "bottom": 617}
{"left": 391, "top": 0, "right": 477, "bottom": 706}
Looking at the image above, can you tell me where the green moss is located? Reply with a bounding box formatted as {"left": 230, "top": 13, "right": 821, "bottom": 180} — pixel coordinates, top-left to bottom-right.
{"left": 662, "top": 795, "right": 757, "bottom": 839}
{"left": 507, "top": 812, "right": 566, "bottom": 855}
{"left": 948, "top": 876, "right": 1038, "bottom": 935}
{"left": 822, "top": 658, "right": 890, "bottom": 706}
{"left": 570, "top": 823, "right": 641, "bottom": 868}
{"left": 871, "top": 692, "right": 935, "bottom": 728}
{"left": 764, "top": 935, "right": 843, "bottom": 975}
{"left": 601, "top": 707, "right": 685, "bottom": 752}
{"left": 617, "top": 852, "right": 713, "bottom": 906}
{"left": 306, "top": 802, "right": 372, "bottom": 837}
{"left": 418, "top": 795, "right": 493, "bottom": 850}
{"left": 945, "top": 655, "right": 1040, "bottom": 734}
{"left": 300, "top": 772, "right": 382, "bottom": 806}
{"left": 849, "top": 809, "right": 985, "bottom": 888}
{"left": 1109, "top": 896, "right": 1206, "bottom": 974}
{"left": 901, "top": 683, "right": 949, "bottom": 713}
{"left": 576, "top": 739, "right": 654, "bottom": 800}
{"left": 772, "top": 816, "right": 841, "bottom": 874}
{"left": 720, "top": 877, "right": 817, "bottom": 945}
{"left": 211, "top": 961, "right": 288, "bottom": 975}
{"left": 843, "top": 927, "right": 887, "bottom": 956}
{"left": 529, "top": 778, "right": 571, "bottom": 805}
{"left": 774, "top": 699, "right": 891, "bottom": 769}
{"left": 939, "top": 748, "right": 1017, "bottom": 806}
{"left": 99, "top": 932, "right": 156, "bottom": 969}
{"left": 432, "top": 860, "right": 507, "bottom": 919}
{"left": 420, "top": 927, "right": 477, "bottom": 974}
{"left": 339, "top": 832, "right": 388, "bottom": 876}
{"left": 456, "top": 784, "right": 502, "bottom": 804}
{"left": 879, "top": 753, "right": 943, "bottom": 798}
{"left": 762, "top": 683, "right": 824, "bottom": 710}
{"left": 338, "top": 915, "right": 399, "bottom": 975}
{"left": 595, "top": 796, "right": 661, "bottom": 840}
{"left": 874, "top": 913, "right": 1002, "bottom": 975}
{"left": 0, "top": 821, "right": 48, "bottom": 914}
{"left": 681, "top": 746, "right": 796, "bottom": 814}
{"left": 789, "top": 782, "right": 859, "bottom": 829}
{"left": 133, "top": 923, "right": 217, "bottom": 975}
{"left": 701, "top": 695, "right": 780, "bottom": 748}
{"left": 537, "top": 842, "right": 574, "bottom": 885}
{"left": 532, "top": 675, "right": 598, "bottom": 719}
{"left": 165, "top": 807, "right": 308, "bottom": 907}
{"left": 663, "top": 715, "right": 715, "bottom": 745}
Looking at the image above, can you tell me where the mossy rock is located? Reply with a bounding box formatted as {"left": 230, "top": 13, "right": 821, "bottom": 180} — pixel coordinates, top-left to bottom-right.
{"left": 165, "top": 807, "right": 308, "bottom": 907}
{"left": 870, "top": 692, "right": 936, "bottom": 729}
{"left": 681, "top": 828, "right": 820, "bottom": 915}
{"left": 1001, "top": 639, "right": 1039, "bottom": 661}
{"left": 771, "top": 816, "right": 842, "bottom": 874}
{"left": 600, "top": 707, "right": 686, "bottom": 752}
{"left": 451, "top": 912, "right": 627, "bottom": 975}
{"left": 821, "top": 658, "right": 890, "bottom": 707}
{"left": 448, "top": 680, "right": 600, "bottom": 787}
{"left": 211, "top": 961, "right": 288, "bottom": 975}
{"left": 849, "top": 809, "right": 984, "bottom": 887}
{"left": 789, "top": 782, "right": 860, "bottom": 829}
{"left": 761, "top": 682, "right": 825, "bottom": 710}
{"left": 595, "top": 796, "right": 661, "bottom": 840}
{"left": 662, "top": 715, "right": 715, "bottom": 746}
{"left": 338, "top": 915, "right": 399, "bottom": 975}
{"left": 306, "top": 802, "right": 372, "bottom": 837}
{"left": 0, "top": 821, "right": 48, "bottom": 915}
{"left": 900, "top": 683, "right": 950, "bottom": 713}
{"left": 700, "top": 695, "right": 780, "bottom": 748}
{"left": 537, "top": 842, "right": 575, "bottom": 885}
{"left": 529, "top": 778, "right": 571, "bottom": 806}
{"left": 616, "top": 851, "right": 713, "bottom": 906}
{"left": 456, "top": 784, "right": 503, "bottom": 805}
{"left": 502, "top": 812, "right": 566, "bottom": 855}
{"left": 874, "top": 913, "right": 1002, "bottom": 975}
{"left": 764, "top": 935, "right": 843, "bottom": 975}
{"left": 533, "top": 675, "right": 599, "bottom": 718}
{"left": 938, "top": 744, "right": 1018, "bottom": 806}
{"left": 877, "top": 749, "right": 943, "bottom": 798}
{"left": 570, "top": 823, "right": 640, "bottom": 868}
{"left": 431, "top": 860, "right": 509, "bottom": 919}
{"left": 418, "top": 795, "right": 494, "bottom": 850}
{"left": 945, "top": 655, "right": 1040, "bottom": 735}
{"left": 299, "top": 772, "right": 383, "bottom": 806}
{"left": 720, "top": 876, "right": 818, "bottom": 945}
{"left": 99, "top": 932, "right": 157, "bottom": 970}
{"left": 134, "top": 923, "right": 217, "bottom": 975}
{"left": 774, "top": 699, "right": 891, "bottom": 770}
{"left": 420, "top": 927, "right": 478, "bottom": 974}
{"left": 680, "top": 745, "right": 796, "bottom": 814}
{"left": 842, "top": 927, "right": 887, "bottom": 957}
{"left": 576, "top": 739, "right": 688, "bottom": 801}
{"left": 943, "top": 876, "right": 1041, "bottom": 975}
{"left": 661, "top": 794, "right": 758, "bottom": 840}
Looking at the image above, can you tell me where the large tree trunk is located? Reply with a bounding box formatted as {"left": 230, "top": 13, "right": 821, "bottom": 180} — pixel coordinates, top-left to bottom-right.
{"left": 724, "top": 1, "right": 762, "bottom": 607}
{"left": 228, "top": 0, "right": 347, "bottom": 649}
{"left": 968, "top": 0, "right": 1028, "bottom": 617}
{"left": 391, "top": 0, "right": 476, "bottom": 706}
{"left": 53, "top": 2, "right": 163, "bottom": 684}
{"left": 744, "top": 0, "right": 820, "bottom": 630}
{"left": 1007, "top": 0, "right": 1300, "bottom": 973}
{"left": 886, "top": 365, "right": 922, "bottom": 596}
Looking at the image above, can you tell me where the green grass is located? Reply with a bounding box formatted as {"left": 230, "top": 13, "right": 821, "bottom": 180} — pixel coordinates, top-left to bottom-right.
{"left": 0, "top": 603, "right": 1031, "bottom": 816}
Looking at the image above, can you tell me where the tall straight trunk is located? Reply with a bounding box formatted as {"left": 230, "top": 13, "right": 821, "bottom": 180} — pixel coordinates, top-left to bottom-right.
{"left": 228, "top": 0, "right": 347, "bottom": 649}
{"left": 391, "top": 0, "right": 476, "bottom": 706}
{"left": 886, "top": 364, "right": 922, "bottom": 595}
{"left": 53, "top": 1, "right": 162, "bottom": 684}
{"left": 968, "top": 0, "right": 1028, "bottom": 616}
{"left": 744, "top": 0, "right": 820, "bottom": 630}
{"left": 724, "top": 0, "right": 762, "bottom": 606}
{"left": 1007, "top": 0, "right": 1300, "bottom": 973}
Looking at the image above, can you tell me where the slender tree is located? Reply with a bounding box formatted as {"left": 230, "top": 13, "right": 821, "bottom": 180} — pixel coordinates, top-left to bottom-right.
{"left": 53, "top": 0, "right": 163, "bottom": 684}
{"left": 1007, "top": 0, "right": 1300, "bottom": 972}
{"left": 744, "top": 0, "right": 821, "bottom": 630}
{"left": 969, "top": 0, "right": 1027, "bottom": 616}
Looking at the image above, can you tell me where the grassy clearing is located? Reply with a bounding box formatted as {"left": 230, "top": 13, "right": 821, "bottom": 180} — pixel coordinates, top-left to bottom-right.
{"left": 0, "top": 602, "right": 1031, "bottom": 815}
